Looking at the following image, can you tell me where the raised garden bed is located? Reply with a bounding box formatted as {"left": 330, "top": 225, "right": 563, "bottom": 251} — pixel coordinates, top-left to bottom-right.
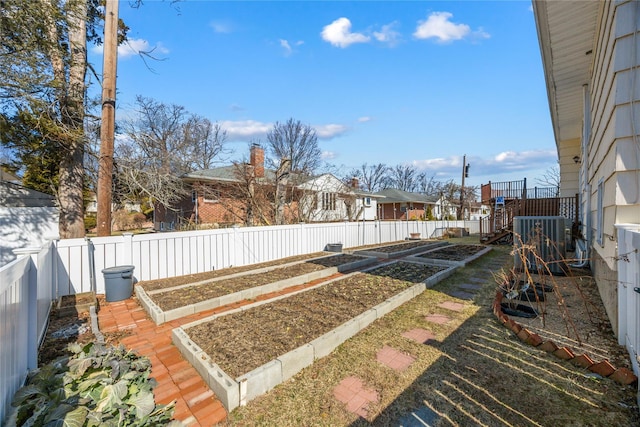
{"left": 56, "top": 292, "right": 97, "bottom": 317}
{"left": 407, "top": 244, "right": 491, "bottom": 267}
{"left": 172, "top": 260, "right": 457, "bottom": 411}
{"left": 138, "top": 252, "right": 328, "bottom": 292}
{"left": 137, "top": 254, "right": 376, "bottom": 324}
{"left": 353, "top": 240, "right": 449, "bottom": 259}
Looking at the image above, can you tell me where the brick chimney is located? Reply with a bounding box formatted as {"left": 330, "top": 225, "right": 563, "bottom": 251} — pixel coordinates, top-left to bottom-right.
{"left": 350, "top": 177, "right": 359, "bottom": 189}
{"left": 250, "top": 144, "right": 265, "bottom": 178}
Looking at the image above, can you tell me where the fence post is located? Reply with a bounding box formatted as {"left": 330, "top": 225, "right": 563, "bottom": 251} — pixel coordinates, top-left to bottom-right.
{"left": 13, "top": 247, "right": 41, "bottom": 371}
{"left": 120, "top": 233, "right": 134, "bottom": 265}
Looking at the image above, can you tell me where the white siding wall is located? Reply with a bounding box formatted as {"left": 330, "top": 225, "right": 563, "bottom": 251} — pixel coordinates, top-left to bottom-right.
{"left": 588, "top": 1, "right": 640, "bottom": 272}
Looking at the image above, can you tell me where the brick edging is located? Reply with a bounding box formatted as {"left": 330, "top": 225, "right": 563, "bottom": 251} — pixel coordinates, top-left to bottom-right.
{"left": 492, "top": 291, "right": 638, "bottom": 386}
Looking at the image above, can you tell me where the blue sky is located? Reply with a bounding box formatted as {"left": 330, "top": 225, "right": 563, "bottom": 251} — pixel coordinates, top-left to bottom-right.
{"left": 89, "top": 0, "right": 557, "bottom": 190}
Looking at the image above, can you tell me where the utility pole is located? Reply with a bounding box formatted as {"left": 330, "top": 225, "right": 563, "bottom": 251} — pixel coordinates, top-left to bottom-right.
{"left": 459, "top": 154, "right": 469, "bottom": 220}
{"left": 96, "top": 0, "right": 119, "bottom": 236}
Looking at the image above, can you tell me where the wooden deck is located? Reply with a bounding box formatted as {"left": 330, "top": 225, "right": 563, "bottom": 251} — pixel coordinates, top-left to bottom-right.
{"left": 479, "top": 179, "right": 577, "bottom": 244}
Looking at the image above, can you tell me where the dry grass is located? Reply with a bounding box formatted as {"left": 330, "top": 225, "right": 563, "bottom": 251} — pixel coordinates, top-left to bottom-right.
{"left": 221, "top": 238, "right": 638, "bottom": 426}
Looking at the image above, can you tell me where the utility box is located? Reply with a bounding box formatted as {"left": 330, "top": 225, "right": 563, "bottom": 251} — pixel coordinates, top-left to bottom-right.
{"left": 513, "top": 216, "right": 566, "bottom": 275}
{"left": 102, "top": 265, "right": 135, "bottom": 302}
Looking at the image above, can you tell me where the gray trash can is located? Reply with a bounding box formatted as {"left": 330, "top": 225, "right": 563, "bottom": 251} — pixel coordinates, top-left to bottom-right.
{"left": 326, "top": 243, "right": 343, "bottom": 252}
{"left": 102, "top": 265, "right": 135, "bottom": 302}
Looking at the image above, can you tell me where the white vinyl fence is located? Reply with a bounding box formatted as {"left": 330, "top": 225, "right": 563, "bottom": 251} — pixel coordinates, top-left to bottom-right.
{"left": 55, "top": 220, "right": 479, "bottom": 296}
{"left": 0, "top": 241, "right": 56, "bottom": 422}
{"left": 0, "top": 219, "right": 477, "bottom": 420}
{"left": 616, "top": 224, "right": 640, "bottom": 380}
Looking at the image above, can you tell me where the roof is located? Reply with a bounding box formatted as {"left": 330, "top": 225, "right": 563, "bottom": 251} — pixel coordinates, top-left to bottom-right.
{"left": 182, "top": 165, "right": 277, "bottom": 183}
{"left": 373, "top": 188, "right": 439, "bottom": 204}
{"left": 533, "top": 1, "right": 599, "bottom": 144}
{"left": 184, "top": 168, "right": 380, "bottom": 197}
{"left": 0, "top": 181, "right": 57, "bottom": 207}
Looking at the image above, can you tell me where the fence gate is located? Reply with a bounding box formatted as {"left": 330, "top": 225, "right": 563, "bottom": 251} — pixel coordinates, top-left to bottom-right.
{"left": 616, "top": 225, "right": 640, "bottom": 379}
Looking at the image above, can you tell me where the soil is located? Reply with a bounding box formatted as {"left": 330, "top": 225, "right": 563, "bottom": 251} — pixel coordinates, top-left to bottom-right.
{"left": 139, "top": 252, "right": 328, "bottom": 292}
{"left": 354, "top": 240, "right": 442, "bottom": 254}
{"left": 148, "top": 254, "right": 370, "bottom": 311}
{"left": 188, "top": 261, "right": 447, "bottom": 377}
{"left": 415, "top": 244, "right": 487, "bottom": 261}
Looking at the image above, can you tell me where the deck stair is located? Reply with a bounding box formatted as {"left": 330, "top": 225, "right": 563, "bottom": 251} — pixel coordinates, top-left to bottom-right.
{"left": 479, "top": 178, "right": 577, "bottom": 244}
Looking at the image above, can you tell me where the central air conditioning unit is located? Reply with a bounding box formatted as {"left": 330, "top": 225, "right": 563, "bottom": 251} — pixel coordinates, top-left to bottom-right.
{"left": 513, "top": 216, "right": 567, "bottom": 275}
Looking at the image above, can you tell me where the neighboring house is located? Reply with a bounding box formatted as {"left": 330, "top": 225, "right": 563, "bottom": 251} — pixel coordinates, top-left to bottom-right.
{"left": 467, "top": 201, "right": 490, "bottom": 221}
{"left": 180, "top": 145, "right": 379, "bottom": 226}
{"left": 0, "top": 179, "right": 58, "bottom": 266}
{"left": 373, "top": 188, "right": 457, "bottom": 221}
{"left": 297, "top": 175, "right": 380, "bottom": 222}
{"left": 85, "top": 192, "right": 141, "bottom": 214}
{"left": 533, "top": 1, "right": 640, "bottom": 368}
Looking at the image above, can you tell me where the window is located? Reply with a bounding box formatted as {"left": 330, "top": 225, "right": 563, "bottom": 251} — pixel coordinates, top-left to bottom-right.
{"left": 203, "top": 189, "right": 219, "bottom": 203}
{"left": 596, "top": 178, "right": 604, "bottom": 246}
{"left": 363, "top": 197, "right": 371, "bottom": 207}
{"left": 322, "top": 192, "right": 336, "bottom": 210}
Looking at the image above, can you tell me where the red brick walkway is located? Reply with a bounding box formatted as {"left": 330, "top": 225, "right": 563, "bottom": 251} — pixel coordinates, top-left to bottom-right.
{"left": 97, "top": 274, "right": 344, "bottom": 426}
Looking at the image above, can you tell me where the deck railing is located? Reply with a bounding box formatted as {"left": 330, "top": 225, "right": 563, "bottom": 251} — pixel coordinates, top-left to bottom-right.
{"left": 480, "top": 195, "right": 578, "bottom": 242}
{"left": 480, "top": 178, "right": 559, "bottom": 202}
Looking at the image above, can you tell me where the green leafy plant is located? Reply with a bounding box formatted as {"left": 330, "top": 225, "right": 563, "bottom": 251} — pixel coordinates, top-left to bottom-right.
{"left": 9, "top": 342, "right": 182, "bottom": 426}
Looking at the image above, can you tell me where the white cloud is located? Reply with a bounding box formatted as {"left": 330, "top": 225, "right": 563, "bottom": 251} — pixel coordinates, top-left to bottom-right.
{"left": 413, "top": 12, "right": 471, "bottom": 43}
{"left": 411, "top": 150, "right": 557, "bottom": 182}
{"left": 210, "top": 21, "right": 233, "bottom": 34}
{"left": 219, "top": 120, "right": 272, "bottom": 141}
{"left": 92, "top": 38, "right": 169, "bottom": 59}
{"left": 280, "top": 39, "right": 292, "bottom": 56}
{"left": 321, "top": 17, "right": 370, "bottom": 48}
{"left": 217, "top": 120, "right": 348, "bottom": 142}
{"left": 357, "top": 116, "right": 372, "bottom": 123}
{"left": 279, "top": 39, "right": 303, "bottom": 56}
{"left": 321, "top": 151, "right": 337, "bottom": 160}
{"left": 373, "top": 22, "right": 401, "bottom": 46}
{"left": 314, "top": 124, "right": 349, "bottom": 139}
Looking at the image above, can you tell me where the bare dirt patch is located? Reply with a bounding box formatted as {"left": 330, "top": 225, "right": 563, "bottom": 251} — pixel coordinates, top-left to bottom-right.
{"left": 416, "top": 244, "right": 487, "bottom": 261}
{"left": 355, "top": 240, "right": 443, "bottom": 254}
{"left": 149, "top": 254, "right": 369, "bottom": 311}
{"left": 188, "top": 261, "right": 447, "bottom": 378}
{"left": 138, "top": 252, "right": 327, "bottom": 292}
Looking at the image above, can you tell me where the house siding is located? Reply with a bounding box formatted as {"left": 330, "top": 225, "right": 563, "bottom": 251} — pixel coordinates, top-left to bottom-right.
{"left": 582, "top": 0, "right": 640, "bottom": 335}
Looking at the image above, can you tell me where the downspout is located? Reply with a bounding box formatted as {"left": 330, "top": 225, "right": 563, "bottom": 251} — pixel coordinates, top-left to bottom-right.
{"left": 85, "top": 237, "right": 96, "bottom": 294}
{"left": 570, "top": 84, "right": 592, "bottom": 268}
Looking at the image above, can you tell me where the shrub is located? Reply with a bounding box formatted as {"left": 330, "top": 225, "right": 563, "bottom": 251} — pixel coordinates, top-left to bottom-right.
{"left": 9, "top": 342, "right": 182, "bottom": 426}
{"left": 84, "top": 216, "right": 97, "bottom": 232}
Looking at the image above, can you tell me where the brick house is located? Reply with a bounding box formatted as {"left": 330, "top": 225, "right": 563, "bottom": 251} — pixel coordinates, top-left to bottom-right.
{"left": 178, "top": 146, "right": 379, "bottom": 227}
{"left": 373, "top": 188, "right": 457, "bottom": 221}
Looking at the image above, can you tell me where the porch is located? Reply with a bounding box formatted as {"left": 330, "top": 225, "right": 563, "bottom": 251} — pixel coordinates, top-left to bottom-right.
{"left": 479, "top": 178, "right": 578, "bottom": 244}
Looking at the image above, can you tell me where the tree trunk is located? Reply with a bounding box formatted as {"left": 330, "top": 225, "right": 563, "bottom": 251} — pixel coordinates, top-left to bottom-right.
{"left": 274, "top": 158, "right": 291, "bottom": 225}
{"left": 59, "top": 0, "right": 88, "bottom": 238}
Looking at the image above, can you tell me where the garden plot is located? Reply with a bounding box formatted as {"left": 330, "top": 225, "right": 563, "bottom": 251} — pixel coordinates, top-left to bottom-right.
{"left": 406, "top": 244, "right": 491, "bottom": 267}
{"left": 172, "top": 260, "right": 458, "bottom": 411}
{"left": 352, "top": 240, "right": 449, "bottom": 259}
{"left": 136, "top": 254, "right": 376, "bottom": 324}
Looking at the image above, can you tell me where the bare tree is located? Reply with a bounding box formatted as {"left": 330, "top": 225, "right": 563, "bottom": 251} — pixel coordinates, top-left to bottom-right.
{"left": 116, "top": 96, "right": 225, "bottom": 221}
{"left": 536, "top": 163, "right": 561, "bottom": 190}
{"left": 346, "top": 163, "right": 389, "bottom": 192}
{"left": 387, "top": 164, "right": 419, "bottom": 192}
{"left": 266, "top": 118, "right": 321, "bottom": 173}
{"left": 416, "top": 172, "right": 442, "bottom": 196}
{"left": 190, "top": 121, "right": 228, "bottom": 170}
